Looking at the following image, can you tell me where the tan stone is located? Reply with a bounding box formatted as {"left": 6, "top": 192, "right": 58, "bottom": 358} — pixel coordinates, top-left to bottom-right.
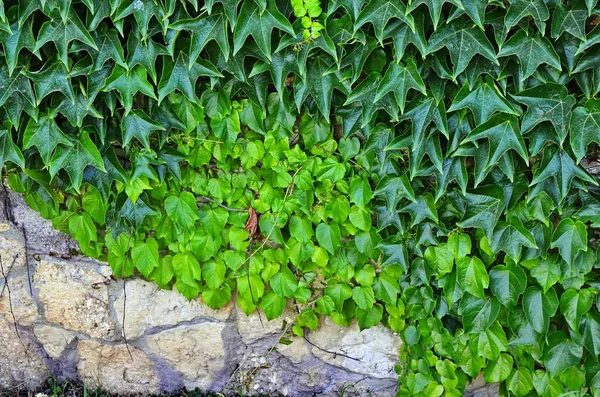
{"left": 0, "top": 224, "right": 26, "bottom": 272}
{"left": 34, "top": 259, "right": 115, "bottom": 339}
{"left": 0, "top": 276, "right": 38, "bottom": 325}
{"left": 277, "top": 338, "right": 313, "bottom": 364}
{"left": 113, "top": 278, "right": 232, "bottom": 338}
{"left": 146, "top": 322, "right": 226, "bottom": 390}
{"left": 0, "top": 316, "right": 49, "bottom": 389}
{"left": 236, "top": 306, "right": 297, "bottom": 344}
{"left": 77, "top": 340, "right": 160, "bottom": 395}
{"left": 34, "top": 325, "right": 76, "bottom": 358}
{"left": 308, "top": 318, "right": 401, "bottom": 379}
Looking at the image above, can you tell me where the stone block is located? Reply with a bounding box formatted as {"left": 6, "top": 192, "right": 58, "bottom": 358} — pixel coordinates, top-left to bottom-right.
{"left": 78, "top": 340, "right": 160, "bottom": 395}
{"left": 34, "top": 325, "right": 76, "bottom": 358}
{"left": 0, "top": 316, "right": 49, "bottom": 390}
{"left": 113, "top": 278, "right": 232, "bottom": 338}
{"left": 308, "top": 318, "right": 401, "bottom": 379}
{"left": 34, "top": 259, "right": 115, "bottom": 339}
{"left": 146, "top": 322, "right": 226, "bottom": 390}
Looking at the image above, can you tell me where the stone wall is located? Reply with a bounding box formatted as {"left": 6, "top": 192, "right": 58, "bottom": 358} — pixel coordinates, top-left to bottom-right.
{"left": 0, "top": 189, "right": 402, "bottom": 396}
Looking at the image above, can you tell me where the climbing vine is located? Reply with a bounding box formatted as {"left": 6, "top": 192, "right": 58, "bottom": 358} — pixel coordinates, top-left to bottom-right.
{"left": 1, "top": 0, "right": 600, "bottom": 395}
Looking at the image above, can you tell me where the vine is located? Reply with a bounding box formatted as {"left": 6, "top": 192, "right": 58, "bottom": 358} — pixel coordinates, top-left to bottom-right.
{"left": 0, "top": 0, "right": 600, "bottom": 395}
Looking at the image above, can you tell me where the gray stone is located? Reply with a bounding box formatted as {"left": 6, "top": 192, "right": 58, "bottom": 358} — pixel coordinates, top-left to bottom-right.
{"left": 146, "top": 322, "right": 227, "bottom": 390}
{"left": 0, "top": 316, "right": 49, "bottom": 390}
{"left": 236, "top": 306, "right": 297, "bottom": 344}
{"left": 34, "top": 259, "right": 115, "bottom": 339}
{"left": 113, "top": 278, "right": 232, "bottom": 338}
{"left": 0, "top": 275, "right": 38, "bottom": 325}
{"left": 5, "top": 190, "right": 77, "bottom": 254}
{"left": 34, "top": 325, "right": 76, "bottom": 358}
{"left": 464, "top": 375, "right": 499, "bottom": 397}
{"left": 77, "top": 340, "right": 160, "bottom": 395}
{"left": 308, "top": 318, "right": 401, "bottom": 379}
{"left": 0, "top": 223, "right": 26, "bottom": 272}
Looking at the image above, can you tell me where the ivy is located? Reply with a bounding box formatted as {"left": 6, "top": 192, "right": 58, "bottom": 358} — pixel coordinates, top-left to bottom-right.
{"left": 1, "top": 0, "right": 600, "bottom": 395}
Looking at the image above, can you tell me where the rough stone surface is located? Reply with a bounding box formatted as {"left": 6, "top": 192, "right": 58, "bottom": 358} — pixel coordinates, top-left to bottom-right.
{"left": 0, "top": 316, "right": 49, "bottom": 390}
{"left": 0, "top": 274, "right": 38, "bottom": 325}
{"left": 464, "top": 375, "right": 500, "bottom": 397}
{"left": 236, "top": 306, "right": 297, "bottom": 344}
{"left": 5, "top": 189, "right": 78, "bottom": 254}
{"left": 34, "top": 259, "right": 115, "bottom": 339}
{"left": 113, "top": 278, "right": 232, "bottom": 338}
{"left": 0, "top": 224, "right": 27, "bottom": 271}
{"left": 78, "top": 340, "right": 160, "bottom": 395}
{"left": 34, "top": 325, "right": 76, "bottom": 359}
{"left": 309, "top": 318, "right": 401, "bottom": 379}
{"left": 146, "top": 322, "right": 227, "bottom": 390}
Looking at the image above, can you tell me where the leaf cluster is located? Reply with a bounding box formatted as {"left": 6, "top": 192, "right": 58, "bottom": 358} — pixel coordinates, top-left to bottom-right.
{"left": 2, "top": 0, "right": 600, "bottom": 395}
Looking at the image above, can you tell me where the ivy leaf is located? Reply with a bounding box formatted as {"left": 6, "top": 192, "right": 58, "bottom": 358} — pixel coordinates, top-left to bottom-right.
{"left": 260, "top": 291, "right": 287, "bottom": 320}
{"left": 461, "top": 115, "right": 529, "bottom": 170}
{"left": 399, "top": 96, "right": 449, "bottom": 147}
{"left": 48, "top": 131, "right": 106, "bottom": 192}
{"left": 530, "top": 146, "right": 597, "bottom": 205}
{"left": 316, "top": 223, "right": 342, "bottom": 254}
{"left": 490, "top": 218, "right": 537, "bottom": 263}
{"left": 374, "top": 174, "right": 416, "bottom": 213}
{"left": 102, "top": 65, "right": 157, "bottom": 114}
{"left": 560, "top": 288, "right": 594, "bottom": 332}
{"left": 581, "top": 312, "right": 600, "bottom": 357}
{"left": 459, "top": 295, "right": 500, "bottom": 334}
{"left": 354, "top": 0, "right": 414, "bottom": 43}
{"left": 497, "top": 30, "right": 561, "bottom": 80}
{"left": 489, "top": 265, "right": 527, "bottom": 309}
{"left": 172, "top": 251, "right": 202, "bottom": 288}
{"left": 233, "top": 0, "right": 294, "bottom": 61}
{"left": 457, "top": 186, "right": 504, "bottom": 239}
{"left": 122, "top": 109, "right": 166, "bottom": 149}
{"left": 406, "top": 0, "right": 463, "bottom": 30}
{"left": 0, "top": 16, "right": 38, "bottom": 76}
{"left": 158, "top": 52, "right": 222, "bottom": 104}
{"left": 523, "top": 286, "right": 558, "bottom": 335}
{"left": 126, "top": 34, "right": 169, "bottom": 84}
{"left": 384, "top": 13, "right": 428, "bottom": 61}
{"left": 24, "top": 60, "right": 74, "bottom": 106}
{"left": 23, "top": 113, "right": 72, "bottom": 165}
{"left": 131, "top": 237, "right": 160, "bottom": 277}
{"left": 511, "top": 83, "right": 576, "bottom": 143}
{"left": 550, "top": 218, "right": 587, "bottom": 265}
{"left": 169, "top": 12, "right": 230, "bottom": 67}
{"left": 542, "top": 332, "right": 583, "bottom": 378}
{"left": 456, "top": 256, "right": 489, "bottom": 299}
{"left": 0, "top": 129, "right": 25, "bottom": 170}
{"left": 424, "top": 244, "right": 454, "bottom": 278}
{"left": 34, "top": 9, "right": 97, "bottom": 66}
{"left": 165, "top": 192, "right": 199, "bottom": 230}
{"left": 504, "top": 0, "right": 549, "bottom": 33}
{"left": 352, "top": 285, "right": 376, "bottom": 310}
{"left": 427, "top": 19, "right": 497, "bottom": 78}
{"left": 88, "top": 28, "right": 127, "bottom": 72}
{"left": 374, "top": 57, "right": 426, "bottom": 113}
{"left": 0, "top": 65, "right": 35, "bottom": 107}
{"left": 507, "top": 367, "right": 534, "bottom": 397}
{"left": 448, "top": 77, "right": 518, "bottom": 125}
{"left": 484, "top": 353, "right": 514, "bottom": 384}
{"left": 570, "top": 100, "right": 600, "bottom": 163}
{"left": 202, "top": 259, "right": 227, "bottom": 290}
{"left": 325, "top": 283, "right": 353, "bottom": 312}
{"left": 530, "top": 256, "right": 561, "bottom": 294}
{"left": 270, "top": 266, "right": 298, "bottom": 298}
{"left": 550, "top": 3, "right": 587, "bottom": 40}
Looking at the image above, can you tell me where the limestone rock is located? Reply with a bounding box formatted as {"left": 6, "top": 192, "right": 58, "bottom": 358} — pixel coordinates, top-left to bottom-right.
{"left": 0, "top": 224, "right": 26, "bottom": 271}
{"left": 236, "top": 306, "right": 297, "bottom": 344}
{"left": 113, "top": 278, "right": 232, "bottom": 338}
{"left": 464, "top": 375, "right": 499, "bottom": 397}
{"left": 0, "top": 275, "right": 38, "bottom": 325}
{"left": 78, "top": 340, "right": 160, "bottom": 395}
{"left": 6, "top": 190, "right": 78, "bottom": 254}
{"left": 277, "top": 338, "right": 314, "bottom": 364}
{"left": 0, "top": 316, "right": 49, "bottom": 390}
{"left": 146, "top": 322, "right": 226, "bottom": 390}
{"left": 34, "top": 259, "right": 115, "bottom": 339}
{"left": 34, "top": 325, "right": 76, "bottom": 358}
{"left": 308, "top": 318, "right": 401, "bottom": 379}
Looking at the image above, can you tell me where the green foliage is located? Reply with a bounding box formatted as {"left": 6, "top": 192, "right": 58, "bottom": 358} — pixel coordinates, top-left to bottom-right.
{"left": 2, "top": 0, "right": 600, "bottom": 395}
